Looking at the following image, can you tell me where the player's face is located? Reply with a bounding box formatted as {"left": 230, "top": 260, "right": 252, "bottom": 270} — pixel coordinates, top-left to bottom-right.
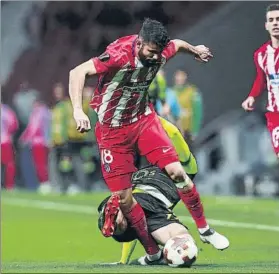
{"left": 265, "top": 10, "right": 279, "bottom": 38}
{"left": 138, "top": 42, "right": 162, "bottom": 67}
{"left": 114, "top": 210, "right": 128, "bottom": 235}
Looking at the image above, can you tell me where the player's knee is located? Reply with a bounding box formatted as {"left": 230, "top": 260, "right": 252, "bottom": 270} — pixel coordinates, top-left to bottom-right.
{"left": 165, "top": 162, "right": 185, "bottom": 182}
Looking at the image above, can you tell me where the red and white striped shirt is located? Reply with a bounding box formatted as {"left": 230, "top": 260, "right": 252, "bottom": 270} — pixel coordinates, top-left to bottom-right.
{"left": 90, "top": 35, "right": 176, "bottom": 127}
{"left": 1, "top": 104, "right": 18, "bottom": 144}
{"left": 249, "top": 41, "right": 279, "bottom": 112}
{"left": 19, "top": 103, "right": 51, "bottom": 146}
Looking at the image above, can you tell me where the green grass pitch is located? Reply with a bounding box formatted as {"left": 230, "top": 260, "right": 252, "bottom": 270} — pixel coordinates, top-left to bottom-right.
{"left": 1, "top": 190, "right": 279, "bottom": 273}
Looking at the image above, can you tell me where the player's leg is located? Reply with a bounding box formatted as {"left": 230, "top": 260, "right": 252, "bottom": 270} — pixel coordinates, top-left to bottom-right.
{"left": 151, "top": 223, "right": 189, "bottom": 246}
{"left": 135, "top": 206, "right": 196, "bottom": 266}
{"left": 139, "top": 115, "right": 204, "bottom": 224}
{"left": 32, "top": 144, "right": 51, "bottom": 194}
{"left": 95, "top": 123, "right": 161, "bottom": 259}
{"left": 1, "top": 143, "right": 16, "bottom": 190}
{"left": 159, "top": 116, "right": 197, "bottom": 175}
{"left": 265, "top": 112, "right": 279, "bottom": 159}
{"left": 139, "top": 115, "right": 229, "bottom": 250}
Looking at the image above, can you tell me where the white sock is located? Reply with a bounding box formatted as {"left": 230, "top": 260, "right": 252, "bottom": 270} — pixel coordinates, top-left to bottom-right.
{"left": 198, "top": 225, "right": 210, "bottom": 234}
{"left": 147, "top": 250, "right": 162, "bottom": 261}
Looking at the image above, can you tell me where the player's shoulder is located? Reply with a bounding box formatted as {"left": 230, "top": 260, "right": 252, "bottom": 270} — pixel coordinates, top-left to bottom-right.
{"left": 254, "top": 41, "right": 271, "bottom": 56}
{"left": 105, "top": 35, "right": 137, "bottom": 64}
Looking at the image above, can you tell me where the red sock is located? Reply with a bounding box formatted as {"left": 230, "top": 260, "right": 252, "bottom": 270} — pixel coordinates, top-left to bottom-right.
{"left": 178, "top": 185, "right": 207, "bottom": 229}
{"left": 124, "top": 202, "right": 159, "bottom": 255}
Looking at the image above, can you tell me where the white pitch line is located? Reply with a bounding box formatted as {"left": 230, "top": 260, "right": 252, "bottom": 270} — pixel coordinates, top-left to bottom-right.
{"left": 2, "top": 198, "right": 279, "bottom": 232}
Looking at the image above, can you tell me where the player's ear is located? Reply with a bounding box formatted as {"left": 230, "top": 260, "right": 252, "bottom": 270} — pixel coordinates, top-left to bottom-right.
{"left": 136, "top": 38, "right": 142, "bottom": 49}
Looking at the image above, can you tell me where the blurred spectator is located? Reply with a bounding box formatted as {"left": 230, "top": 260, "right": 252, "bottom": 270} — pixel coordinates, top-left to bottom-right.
{"left": 51, "top": 83, "right": 99, "bottom": 194}
{"left": 19, "top": 97, "right": 51, "bottom": 194}
{"left": 66, "top": 85, "right": 98, "bottom": 193}
{"left": 12, "top": 81, "right": 39, "bottom": 127}
{"left": 148, "top": 70, "right": 170, "bottom": 115}
{"left": 172, "top": 70, "right": 203, "bottom": 144}
{"left": 1, "top": 103, "right": 19, "bottom": 190}
{"left": 51, "top": 82, "right": 72, "bottom": 193}
{"left": 157, "top": 86, "right": 181, "bottom": 125}
{"left": 80, "top": 86, "right": 100, "bottom": 191}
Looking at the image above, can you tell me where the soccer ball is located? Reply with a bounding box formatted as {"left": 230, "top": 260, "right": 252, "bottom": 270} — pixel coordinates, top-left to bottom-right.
{"left": 163, "top": 234, "right": 198, "bottom": 268}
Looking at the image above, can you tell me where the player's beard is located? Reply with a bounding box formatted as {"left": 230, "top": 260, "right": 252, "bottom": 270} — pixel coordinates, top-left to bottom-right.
{"left": 138, "top": 47, "right": 157, "bottom": 67}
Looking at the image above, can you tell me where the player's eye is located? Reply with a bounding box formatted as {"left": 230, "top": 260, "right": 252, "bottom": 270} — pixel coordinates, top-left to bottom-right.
{"left": 269, "top": 18, "right": 273, "bottom": 22}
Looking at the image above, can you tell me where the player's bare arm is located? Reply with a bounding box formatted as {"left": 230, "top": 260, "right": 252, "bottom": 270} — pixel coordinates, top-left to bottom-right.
{"left": 69, "top": 59, "right": 96, "bottom": 132}
{"left": 172, "top": 39, "right": 213, "bottom": 62}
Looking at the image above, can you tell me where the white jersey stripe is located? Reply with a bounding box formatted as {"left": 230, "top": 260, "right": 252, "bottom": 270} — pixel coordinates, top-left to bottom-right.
{"left": 257, "top": 52, "right": 264, "bottom": 71}
{"left": 97, "top": 81, "right": 120, "bottom": 123}
{"left": 97, "top": 68, "right": 128, "bottom": 123}
{"left": 111, "top": 88, "right": 132, "bottom": 127}
{"left": 266, "top": 46, "right": 279, "bottom": 112}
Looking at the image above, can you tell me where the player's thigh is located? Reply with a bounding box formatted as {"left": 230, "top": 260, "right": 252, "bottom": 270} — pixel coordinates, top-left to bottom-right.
{"left": 95, "top": 124, "right": 137, "bottom": 191}
{"left": 152, "top": 223, "right": 189, "bottom": 245}
{"left": 138, "top": 115, "right": 179, "bottom": 169}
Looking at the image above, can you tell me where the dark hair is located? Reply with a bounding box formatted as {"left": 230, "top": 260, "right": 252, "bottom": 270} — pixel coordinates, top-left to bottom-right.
{"left": 139, "top": 18, "right": 170, "bottom": 50}
{"left": 97, "top": 196, "right": 137, "bottom": 243}
{"left": 266, "top": 4, "right": 279, "bottom": 13}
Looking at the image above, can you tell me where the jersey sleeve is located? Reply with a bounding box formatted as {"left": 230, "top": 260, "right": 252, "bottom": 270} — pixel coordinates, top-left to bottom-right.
{"left": 162, "top": 40, "right": 177, "bottom": 61}
{"left": 92, "top": 50, "right": 122, "bottom": 74}
{"left": 248, "top": 51, "right": 266, "bottom": 98}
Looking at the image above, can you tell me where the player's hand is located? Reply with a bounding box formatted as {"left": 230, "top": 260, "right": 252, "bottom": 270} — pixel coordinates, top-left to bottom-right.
{"left": 241, "top": 96, "right": 255, "bottom": 111}
{"left": 194, "top": 45, "right": 213, "bottom": 63}
{"left": 73, "top": 108, "right": 91, "bottom": 133}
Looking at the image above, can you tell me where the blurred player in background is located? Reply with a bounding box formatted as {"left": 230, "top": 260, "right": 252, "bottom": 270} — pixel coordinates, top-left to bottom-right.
{"left": 1, "top": 103, "right": 19, "bottom": 190}
{"left": 69, "top": 18, "right": 218, "bottom": 263}
{"left": 172, "top": 70, "right": 203, "bottom": 146}
{"left": 51, "top": 82, "right": 73, "bottom": 193}
{"left": 242, "top": 4, "right": 279, "bottom": 159}
{"left": 19, "top": 97, "right": 51, "bottom": 194}
{"left": 52, "top": 83, "right": 98, "bottom": 194}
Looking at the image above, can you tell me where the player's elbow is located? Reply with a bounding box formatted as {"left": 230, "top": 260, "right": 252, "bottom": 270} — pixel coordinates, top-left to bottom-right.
{"left": 69, "top": 66, "right": 82, "bottom": 78}
{"left": 69, "top": 68, "right": 78, "bottom": 81}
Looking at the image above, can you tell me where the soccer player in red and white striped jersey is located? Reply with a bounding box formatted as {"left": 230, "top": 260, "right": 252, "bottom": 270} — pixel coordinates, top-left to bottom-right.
{"left": 69, "top": 19, "right": 229, "bottom": 263}
{"left": 242, "top": 4, "right": 279, "bottom": 158}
